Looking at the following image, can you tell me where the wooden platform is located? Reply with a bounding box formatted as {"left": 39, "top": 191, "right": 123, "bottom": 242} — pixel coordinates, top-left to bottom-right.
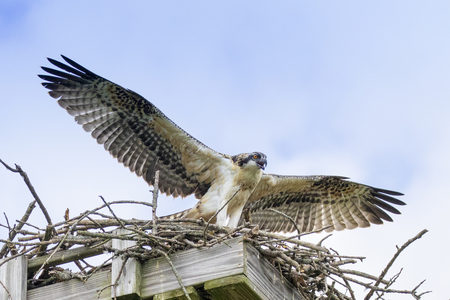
{"left": 1, "top": 237, "right": 303, "bottom": 300}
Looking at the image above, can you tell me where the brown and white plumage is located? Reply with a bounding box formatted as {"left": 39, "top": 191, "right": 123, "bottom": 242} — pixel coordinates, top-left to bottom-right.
{"left": 40, "top": 55, "right": 405, "bottom": 233}
{"left": 40, "top": 55, "right": 223, "bottom": 199}
{"left": 240, "top": 175, "right": 404, "bottom": 232}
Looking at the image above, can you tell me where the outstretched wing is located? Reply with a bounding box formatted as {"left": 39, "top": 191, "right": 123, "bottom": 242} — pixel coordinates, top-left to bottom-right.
{"left": 39, "top": 55, "right": 230, "bottom": 199}
{"left": 242, "top": 174, "right": 405, "bottom": 233}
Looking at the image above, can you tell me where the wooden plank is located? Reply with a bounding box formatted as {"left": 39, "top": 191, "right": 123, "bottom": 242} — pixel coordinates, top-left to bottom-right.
{"left": 204, "top": 274, "right": 261, "bottom": 300}
{"left": 111, "top": 228, "right": 141, "bottom": 300}
{"left": 25, "top": 236, "right": 302, "bottom": 300}
{"left": 245, "top": 242, "right": 303, "bottom": 300}
{"left": 153, "top": 286, "right": 201, "bottom": 300}
{"left": 27, "top": 268, "right": 111, "bottom": 300}
{"left": 0, "top": 255, "right": 27, "bottom": 300}
{"left": 141, "top": 237, "right": 245, "bottom": 298}
{"left": 28, "top": 241, "right": 112, "bottom": 272}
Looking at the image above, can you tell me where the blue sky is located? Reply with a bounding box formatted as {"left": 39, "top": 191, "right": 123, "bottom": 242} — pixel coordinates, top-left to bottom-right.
{"left": 1, "top": 1, "right": 449, "bottom": 298}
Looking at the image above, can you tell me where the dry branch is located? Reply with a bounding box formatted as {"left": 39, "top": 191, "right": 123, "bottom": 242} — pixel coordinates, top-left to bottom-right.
{"left": 268, "top": 208, "right": 301, "bottom": 237}
{"left": 155, "top": 248, "right": 192, "bottom": 300}
{"left": 0, "top": 279, "right": 11, "bottom": 299}
{"left": 152, "top": 170, "right": 160, "bottom": 234}
{"left": 0, "top": 160, "right": 55, "bottom": 259}
{"left": 364, "top": 229, "right": 429, "bottom": 300}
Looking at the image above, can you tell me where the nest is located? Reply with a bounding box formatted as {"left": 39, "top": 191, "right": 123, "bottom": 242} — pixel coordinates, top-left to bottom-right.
{"left": 0, "top": 160, "right": 430, "bottom": 300}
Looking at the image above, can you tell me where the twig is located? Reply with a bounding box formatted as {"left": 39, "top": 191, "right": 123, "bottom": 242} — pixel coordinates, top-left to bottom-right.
{"left": 341, "top": 274, "right": 356, "bottom": 300}
{"left": 247, "top": 230, "right": 329, "bottom": 252}
{"left": 2, "top": 213, "right": 18, "bottom": 255}
{"left": 74, "top": 260, "right": 85, "bottom": 273}
{"left": 0, "top": 279, "right": 11, "bottom": 300}
{"left": 258, "top": 225, "right": 333, "bottom": 246}
{"left": 268, "top": 208, "right": 301, "bottom": 238}
{"left": 32, "top": 210, "right": 97, "bottom": 279}
{"left": 411, "top": 279, "right": 431, "bottom": 299}
{"left": 0, "top": 224, "right": 37, "bottom": 237}
{"left": 50, "top": 201, "right": 152, "bottom": 228}
{"left": 323, "top": 264, "right": 422, "bottom": 295}
{"left": 15, "top": 221, "right": 43, "bottom": 232}
{"left": 96, "top": 256, "right": 128, "bottom": 299}
{"left": 0, "top": 160, "right": 53, "bottom": 258}
{"left": 364, "top": 229, "right": 428, "bottom": 300}
{"left": 0, "top": 160, "right": 53, "bottom": 226}
{"left": 152, "top": 170, "right": 160, "bottom": 234}
{"left": 99, "top": 196, "right": 125, "bottom": 229}
{"left": 155, "top": 249, "right": 192, "bottom": 300}
{"left": 317, "top": 233, "right": 333, "bottom": 246}
{"left": 85, "top": 215, "right": 106, "bottom": 233}
{"left": 40, "top": 225, "right": 57, "bottom": 254}
{"left": 373, "top": 267, "right": 403, "bottom": 299}
{"left": 83, "top": 256, "right": 112, "bottom": 283}
{"left": 0, "top": 246, "right": 36, "bottom": 269}
{"left": 203, "top": 188, "right": 240, "bottom": 243}
{"left": 340, "top": 268, "right": 388, "bottom": 284}
{"left": 208, "top": 188, "right": 240, "bottom": 225}
{"left": 111, "top": 256, "right": 129, "bottom": 299}
{"left": 330, "top": 259, "right": 357, "bottom": 267}
{"left": 3, "top": 213, "right": 11, "bottom": 232}
{"left": 0, "top": 199, "right": 36, "bottom": 258}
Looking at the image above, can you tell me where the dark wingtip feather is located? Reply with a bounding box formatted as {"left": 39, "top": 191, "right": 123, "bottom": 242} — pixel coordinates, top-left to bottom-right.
{"left": 373, "top": 191, "right": 406, "bottom": 206}
{"left": 46, "top": 57, "right": 85, "bottom": 77}
{"left": 47, "top": 57, "right": 59, "bottom": 64}
{"left": 41, "top": 82, "right": 56, "bottom": 90}
{"left": 61, "top": 55, "right": 97, "bottom": 77}
{"left": 374, "top": 187, "right": 404, "bottom": 196}
{"left": 41, "top": 66, "right": 64, "bottom": 76}
{"left": 367, "top": 203, "right": 394, "bottom": 222}
{"left": 38, "top": 74, "right": 47, "bottom": 81}
{"left": 370, "top": 197, "right": 402, "bottom": 215}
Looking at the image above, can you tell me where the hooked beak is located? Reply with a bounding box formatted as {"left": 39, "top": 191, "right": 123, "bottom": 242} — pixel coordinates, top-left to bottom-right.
{"left": 257, "top": 159, "right": 267, "bottom": 170}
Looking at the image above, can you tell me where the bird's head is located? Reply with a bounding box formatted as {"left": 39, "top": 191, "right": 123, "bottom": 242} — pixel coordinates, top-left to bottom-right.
{"left": 232, "top": 152, "right": 267, "bottom": 170}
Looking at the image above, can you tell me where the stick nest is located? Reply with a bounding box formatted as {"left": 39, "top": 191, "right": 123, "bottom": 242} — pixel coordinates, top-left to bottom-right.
{"left": 0, "top": 160, "right": 430, "bottom": 299}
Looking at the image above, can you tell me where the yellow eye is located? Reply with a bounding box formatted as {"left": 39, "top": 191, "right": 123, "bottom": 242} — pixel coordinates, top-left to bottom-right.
{"left": 253, "top": 155, "right": 258, "bottom": 159}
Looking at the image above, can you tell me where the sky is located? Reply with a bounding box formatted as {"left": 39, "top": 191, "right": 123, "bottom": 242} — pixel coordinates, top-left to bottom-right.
{"left": 1, "top": 1, "right": 449, "bottom": 298}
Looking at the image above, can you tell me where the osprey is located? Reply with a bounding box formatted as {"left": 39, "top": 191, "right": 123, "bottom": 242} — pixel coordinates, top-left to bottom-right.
{"left": 39, "top": 56, "right": 405, "bottom": 233}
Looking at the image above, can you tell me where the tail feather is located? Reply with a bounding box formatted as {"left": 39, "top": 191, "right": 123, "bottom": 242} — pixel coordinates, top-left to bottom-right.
{"left": 160, "top": 208, "right": 192, "bottom": 220}
{"left": 159, "top": 206, "right": 214, "bottom": 222}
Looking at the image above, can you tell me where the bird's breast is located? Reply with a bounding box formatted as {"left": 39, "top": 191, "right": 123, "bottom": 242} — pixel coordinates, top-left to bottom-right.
{"left": 236, "top": 167, "right": 263, "bottom": 191}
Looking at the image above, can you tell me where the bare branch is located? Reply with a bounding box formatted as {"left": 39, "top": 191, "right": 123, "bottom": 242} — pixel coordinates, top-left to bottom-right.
{"left": 99, "top": 196, "right": 125, "bottom": 229}
{"left": 155, "top": 248, "right": 192, "bottom": 300}
{"left": 268, "top": 208, "right": 301, "bottom": 238}
{"left": 0, "top": 199, "right": 36, "bottom": 258}
{"left": 152, "top": 170, "right": 160, "bottom": 234}
{"left": 0, "top": 160, "right": 53, "bottom": 258}
{"left": 0, "top": 279, "right": 11, "bottom": 300}
{"left": 203, "top": 188, "right": 240, "bottom": 243}
{"left": 99, "top": 256, "right": 129, "bottom": 299}
{"left": 364, "top": 229, "right": 428, "bottom": 300}
{"left": 3, "top": 213, "right": 11, "bottom": 232}
{"left": 0, "top": 160, "right": 53, "bottom": 226}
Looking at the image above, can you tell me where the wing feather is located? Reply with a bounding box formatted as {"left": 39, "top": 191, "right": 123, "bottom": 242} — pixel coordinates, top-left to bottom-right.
{"left": 338, "top": 195, "right": 359, "bottom": 229}
{"left": 241, "top": 174, "right": 405, "bottom": 233}
{"left": 40, "top": 55, "right": 231, "bottom": 198}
